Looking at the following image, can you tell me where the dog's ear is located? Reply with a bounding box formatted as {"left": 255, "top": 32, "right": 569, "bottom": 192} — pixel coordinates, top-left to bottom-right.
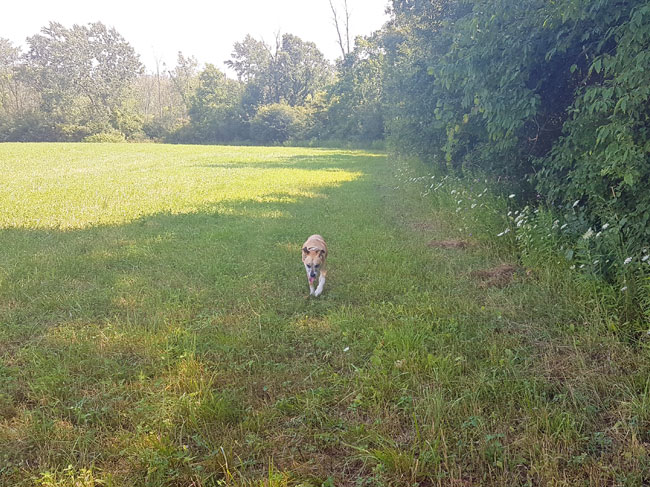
{"left": 302, "top": 246, "right": 309, "bottom": 255}
{"left": 318, "top": 249, "right": 326, "bottom": 258}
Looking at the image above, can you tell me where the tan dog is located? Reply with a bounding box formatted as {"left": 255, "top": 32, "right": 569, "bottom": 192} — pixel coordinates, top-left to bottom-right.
{"left": 301, "top": 234, "right": 328, "bottom": 296}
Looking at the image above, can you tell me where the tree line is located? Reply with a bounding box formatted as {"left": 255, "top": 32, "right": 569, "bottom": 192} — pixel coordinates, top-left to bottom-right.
{"left": 0, "top": 21, "right": 382, "bottom": 146}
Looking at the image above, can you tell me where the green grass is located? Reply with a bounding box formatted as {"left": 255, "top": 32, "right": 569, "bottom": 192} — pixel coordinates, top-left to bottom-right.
{"left": 0, "top": 143, "right": 648, "bottom": 486}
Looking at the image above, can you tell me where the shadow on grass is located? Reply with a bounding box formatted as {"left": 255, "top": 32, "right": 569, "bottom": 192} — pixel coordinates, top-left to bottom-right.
{"left": 192, "top": 151, "right": 385, "bottom": 171}
{"left": 0, "top": 151, "right": 388, "bottom": 344}
{"left": 0, "top": 149, "right": 415, "bottom": 481}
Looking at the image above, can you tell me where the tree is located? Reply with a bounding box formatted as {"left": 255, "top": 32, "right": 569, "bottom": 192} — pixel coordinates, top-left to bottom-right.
{"left": 227, "top": 33, "right": 333, "bottom": 109}
{"left": 329, "top": 0, "right": 351, "bottom": 59}
{"left": 186, "top": 64, "right": 245, "bottom": 143}
{"left": 25, "top": 21, "right": 143, "bottom": 140}
{"left": 0, "top": 39, "right": 48, "bottom": 141}
{"left": 324, "top": 33, "right": 385, "bottom": 141}
{"left": 226, "top": 35, "right": 271, "bottom": 83}
{"left": 0, "top": 39, "right": 24, "bottom": 116}
{"left": 169, "top": 52, "right": 199, "bottom": 110}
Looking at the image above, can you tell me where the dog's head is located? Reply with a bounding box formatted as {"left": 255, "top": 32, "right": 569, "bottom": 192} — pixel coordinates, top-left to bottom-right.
{"left": 302, "top": 247, "right": 325, "bottom": 283}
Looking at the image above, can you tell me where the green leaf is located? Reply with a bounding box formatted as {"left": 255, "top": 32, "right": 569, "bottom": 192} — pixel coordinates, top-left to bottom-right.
{"left": 593, "top": 58, "right": 602, "bottom": 74}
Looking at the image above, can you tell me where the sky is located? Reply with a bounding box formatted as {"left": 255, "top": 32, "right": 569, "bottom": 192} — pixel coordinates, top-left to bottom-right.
{"left": 1, "top": 0, "right": 391, "bottom": 75}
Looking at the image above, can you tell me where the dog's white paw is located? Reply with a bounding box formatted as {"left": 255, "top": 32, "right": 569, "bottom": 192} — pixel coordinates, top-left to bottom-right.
{"left": 314, "top": 289, "right": 322, "bottom": 297}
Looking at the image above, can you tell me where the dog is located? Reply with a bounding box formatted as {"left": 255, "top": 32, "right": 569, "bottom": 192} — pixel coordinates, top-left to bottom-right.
{"left": 301, "top": 234, "right": 327, "bottom": 296}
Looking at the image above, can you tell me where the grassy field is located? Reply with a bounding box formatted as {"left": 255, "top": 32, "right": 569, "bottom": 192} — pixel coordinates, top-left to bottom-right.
{"left": 0, "top": 143, "right": 648, "bottom": 486}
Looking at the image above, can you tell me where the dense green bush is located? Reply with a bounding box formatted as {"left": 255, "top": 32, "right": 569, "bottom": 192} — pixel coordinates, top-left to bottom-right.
{"left": 538, "top": 2, "right": 650, "bottom": 251}
{"left": 249, "top": 103, "right": 307, "bottom": 144}
{"left": 83, "top": 131, "right": 127, "bottom": 143}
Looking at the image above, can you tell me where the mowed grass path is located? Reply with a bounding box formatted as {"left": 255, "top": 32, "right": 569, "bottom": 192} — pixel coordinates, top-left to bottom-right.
{"left": 0, "top": 144, "right": 648, "bottom": 486}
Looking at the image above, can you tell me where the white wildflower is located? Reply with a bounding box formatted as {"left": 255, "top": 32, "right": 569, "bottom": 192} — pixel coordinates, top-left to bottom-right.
{"left": 642, "top": 255, "right": 649, "bottom": 262}
{"left": 582, "top": 228, "right": 594, "bottom": 239}
{"left": 572, "top": 200, "right": 580, "bottom": 208}
{"left": 343, "top": 346, "right": 350, "bottom": 352}
{"left": 593, "top": 259, "right": 600, "bottom": 265}
{"left": 624, "top": 257, "right": 633, "bottom": 265}
{"left": 602, "top": 223, "right": 609, "bottom": 230}
{"left": 560, "top": 223, "right": 568, "bottom": 230}
{"left": 509, "top": 194, "right": 515, "bottom": 199}
{"left": 570, "top": 265, "right": 576, "bottom": 270}
{"left": 497, "top": 228, "right": 510, "bottom": 237}
{"left": 621, "top": 286, "right": 628, "bottom": 292}
{"left": 471, "top": 203, "right": 477, "bottom": 209}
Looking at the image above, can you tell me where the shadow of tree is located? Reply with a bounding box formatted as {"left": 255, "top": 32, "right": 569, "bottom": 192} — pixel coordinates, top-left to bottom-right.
{"left": 0, "top": 152, "right": 385, "bottom": 346}
{"left": 0, "top": 149, "right": 413, "bottom": 480}
{"left": 192, "top": 150, "right": 384, "bottom": 171}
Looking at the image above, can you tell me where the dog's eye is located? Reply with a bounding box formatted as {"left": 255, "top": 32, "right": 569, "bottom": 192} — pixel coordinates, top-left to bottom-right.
{"left": 315, "top": 264, "right": 320, "bottom": 268}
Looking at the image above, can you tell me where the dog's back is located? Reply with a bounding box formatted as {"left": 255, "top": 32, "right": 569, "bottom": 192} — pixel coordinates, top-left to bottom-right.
{"left": 303, "top": 234, "right": 327, "bottom": 257}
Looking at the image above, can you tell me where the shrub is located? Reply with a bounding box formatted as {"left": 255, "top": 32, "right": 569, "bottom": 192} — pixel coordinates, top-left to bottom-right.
{"left": 537, "top": 2, "right": 650, "bottom": 253}
{"left": 83, "top": 131, "right": 127, "bottom": 143}
{"left": 249, "top": 103, "right": 307, "bottom": 144}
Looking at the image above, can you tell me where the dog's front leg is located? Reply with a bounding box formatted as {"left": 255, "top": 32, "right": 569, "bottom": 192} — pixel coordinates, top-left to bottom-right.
{"left": 308, "top": 279, "right": 315, "bottom": 296}
{"left": 314, "top": 275, "right": 326, "bottom": 297}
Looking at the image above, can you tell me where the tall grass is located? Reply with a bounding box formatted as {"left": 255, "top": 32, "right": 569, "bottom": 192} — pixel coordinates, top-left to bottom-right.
{"left": 0, "top": 144, "right": 648, "bottom": 486}
{"left": 394, "top": 156, "right": 650, "bottom": 335}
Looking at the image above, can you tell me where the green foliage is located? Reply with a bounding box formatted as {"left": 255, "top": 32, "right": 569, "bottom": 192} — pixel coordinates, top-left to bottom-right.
{"left": 538, "top": 2, "right": 650, "bottom": 252}
{"left": 384, "top": 0, "right": 650, "bottom": 294}
{"left": 35, "top": 465, "right": 104, "bottom": 487}
{"left": 227, "top": 33, "right": 333, "bottom": 109}
{"left": 249, "top": 103, "right": 308, "bottom": 144}
{"left": 324, "top": 34, "right": 385, "bottom": 142}
{"left": 25, "top": 21, "right": 143, "bottom": 141}
{"left": 83, "top": 130, "right": 127, "bottom": 143}
{"left": 184, "top": 64, "right": 246, "bottom": 143}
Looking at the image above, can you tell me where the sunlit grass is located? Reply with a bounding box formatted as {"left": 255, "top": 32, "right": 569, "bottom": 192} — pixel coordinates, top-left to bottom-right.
{"left": 0, "top": 144, "right": 648, "bottom": 486}
{"left": 0, "top": 143, "right": 362, "bottom": 229}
